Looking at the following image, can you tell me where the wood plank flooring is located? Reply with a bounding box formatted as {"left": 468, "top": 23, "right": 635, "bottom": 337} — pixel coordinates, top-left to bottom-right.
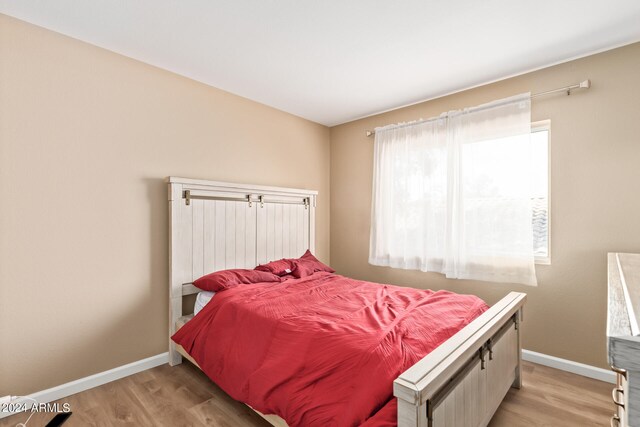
{"left": 489, "top": 362, "right": 613, "bottom": 426}
{"left": 0, "top": 361, "right": 613, "bottom": 426}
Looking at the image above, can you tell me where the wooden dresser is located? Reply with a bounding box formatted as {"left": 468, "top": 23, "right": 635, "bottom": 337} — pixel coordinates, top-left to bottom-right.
{"left": 608, "top": 253, "right": 640, "bottom": 427}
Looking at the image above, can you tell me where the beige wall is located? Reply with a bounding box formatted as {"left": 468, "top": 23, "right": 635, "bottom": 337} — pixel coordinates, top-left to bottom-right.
{"left": 0, "top": 14, "right": 330, "bottom": 395}
{"left": 330, "top": 42, "right": 640, "bottom": 369}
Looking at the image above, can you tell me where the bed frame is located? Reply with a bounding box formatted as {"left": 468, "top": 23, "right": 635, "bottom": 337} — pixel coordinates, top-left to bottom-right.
{"left": 168, "top": 176, "right": 526, "bottom": 427}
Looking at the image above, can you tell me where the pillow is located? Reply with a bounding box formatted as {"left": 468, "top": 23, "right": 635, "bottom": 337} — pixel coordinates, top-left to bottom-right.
{"left": 194, "top": 291, "right": 215, "bottom": 316}
{"left": 290, "top": 262, "right": 316, "bottom": 279}
{"left": 193, "top": 269, "right": 280, "bottom": 292}
{"left": 255, "top": 258, "right": 296, "bottom": 276}
{"left": 292, "top": 250, "right": 335, "bottom": 278}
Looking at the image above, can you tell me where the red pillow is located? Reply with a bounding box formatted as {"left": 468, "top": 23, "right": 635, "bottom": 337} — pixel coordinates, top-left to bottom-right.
{"left": 291, "top": 262, "right": 316, "bottom": 279}
{"left": 292, "top": 250, "right": 335, "bottom": 278}
{"left": 255, "top": 258, "right": 296, "bottom": 276}
{"left": 193, "top": 269, "right": 280, "bottom": 292}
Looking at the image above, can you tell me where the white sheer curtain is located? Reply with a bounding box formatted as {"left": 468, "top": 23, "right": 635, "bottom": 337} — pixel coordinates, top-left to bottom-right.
{"left": 369, "top": 93, "right": 537, "bottom": 286}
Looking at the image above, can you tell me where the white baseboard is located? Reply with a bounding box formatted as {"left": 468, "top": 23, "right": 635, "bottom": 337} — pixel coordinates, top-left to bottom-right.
{"left": 0, "top": 352, "right": 168, "bottom": 419}
{"left": 522, "top": 349, "right": 615, "bottom": 384}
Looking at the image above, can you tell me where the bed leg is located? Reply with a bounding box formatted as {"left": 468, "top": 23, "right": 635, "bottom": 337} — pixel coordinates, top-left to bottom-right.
{"left": 169, "top": 296, "right": 183, "bottom": 366}
{"left": 512, "top": 308, "right": 523, "bottom": 389}
{"left": 169, "top": 342, "right": 183, "bottom": 366}
{"left": 397, "top": 397, "right": 428, "bottom": 427}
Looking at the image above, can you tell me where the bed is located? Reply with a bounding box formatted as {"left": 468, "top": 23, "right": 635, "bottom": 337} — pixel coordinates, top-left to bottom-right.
{"left": 168, "top": 177, "right": 526, "bottom": 427}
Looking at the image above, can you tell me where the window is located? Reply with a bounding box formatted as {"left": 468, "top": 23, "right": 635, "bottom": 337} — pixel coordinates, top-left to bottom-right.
{"left": 370, "top": 93, "right": 544, "bottom": 286}
{"left": 531, "top": 121, "right": 550, "bottom": 264}
{"left": 459, "top": 121, "right": 550, "bottom": 264}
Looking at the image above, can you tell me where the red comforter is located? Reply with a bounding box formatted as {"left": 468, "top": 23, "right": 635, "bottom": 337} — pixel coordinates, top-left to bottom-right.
{"left": 172, "top": 272, "right": 488, "bottom": 426}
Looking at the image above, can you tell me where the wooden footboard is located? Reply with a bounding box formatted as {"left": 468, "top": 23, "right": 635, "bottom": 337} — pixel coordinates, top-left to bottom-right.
{"left": 394, "top": 292, "right": 526, "bottom": 427}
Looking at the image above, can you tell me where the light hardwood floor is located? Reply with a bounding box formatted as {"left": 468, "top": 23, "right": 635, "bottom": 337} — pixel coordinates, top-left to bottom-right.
{"left": 0, "top": 361, "right": 613, "bottom": 427}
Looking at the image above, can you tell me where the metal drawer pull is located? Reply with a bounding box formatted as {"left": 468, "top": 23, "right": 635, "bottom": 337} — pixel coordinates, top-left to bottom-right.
{"left": 611, "top": 414, "right": 620, "bottom": 427}
{"left": 612, "top": 387, "right": 625, "bottom": 408}
{"left": 611, "top": 365, "right": 627, "bottom": 379}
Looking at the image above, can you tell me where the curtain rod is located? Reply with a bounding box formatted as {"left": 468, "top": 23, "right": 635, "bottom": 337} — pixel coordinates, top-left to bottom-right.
{"left": 365, "top": 79, "right": 591, "bottom": 137}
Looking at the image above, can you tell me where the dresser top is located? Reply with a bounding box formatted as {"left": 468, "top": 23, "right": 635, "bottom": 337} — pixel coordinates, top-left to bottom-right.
{"left": 608, "top": 252, "right": 640, "bottom": 338}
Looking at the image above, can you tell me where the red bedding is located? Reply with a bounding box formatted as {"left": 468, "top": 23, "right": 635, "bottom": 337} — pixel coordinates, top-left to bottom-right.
{"left": 172, "top": 272, "right": 488, "bottom": 426}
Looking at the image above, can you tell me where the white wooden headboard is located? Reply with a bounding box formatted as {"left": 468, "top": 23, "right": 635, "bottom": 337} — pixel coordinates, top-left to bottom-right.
{"left": 168, "top": 176, "right": 317, "bottom": 364}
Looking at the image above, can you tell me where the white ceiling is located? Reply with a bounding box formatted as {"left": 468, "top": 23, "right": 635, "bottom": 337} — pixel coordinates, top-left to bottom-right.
{"left": 1, "top": 1, "right": 639, "bottom": 126}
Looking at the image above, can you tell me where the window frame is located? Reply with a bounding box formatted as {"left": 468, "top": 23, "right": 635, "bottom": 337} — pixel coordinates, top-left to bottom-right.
{"left": 532, "top": 120, "right": 551, "bottom": 265}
